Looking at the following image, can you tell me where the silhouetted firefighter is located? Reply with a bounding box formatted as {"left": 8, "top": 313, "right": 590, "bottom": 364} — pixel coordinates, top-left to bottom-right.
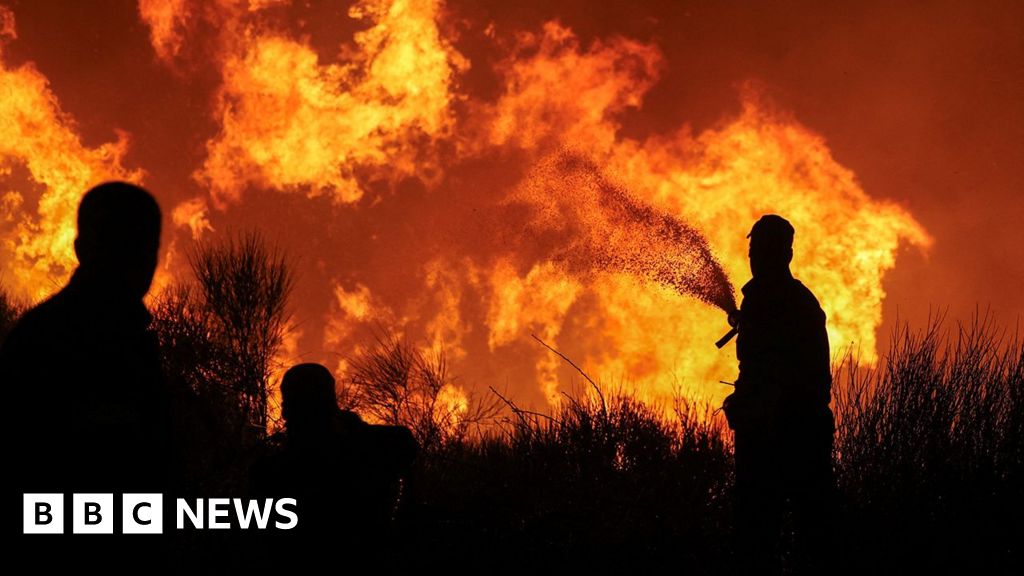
{"left": 722, "top": 214, "right": 835, "bottom": 575}
{"left": 1, "top": 182, "right": 173, "bottom": 545}
{"left": 250, "top": 363, "right": 418, "bottom": 564}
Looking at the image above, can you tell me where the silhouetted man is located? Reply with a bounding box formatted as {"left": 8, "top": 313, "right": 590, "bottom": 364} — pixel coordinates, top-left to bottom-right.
{"left": 723, "top": 214, "right": 834, "bottom": 575}
{"left": 250, "top": 363, "right": 417, "bottom": 565}
{"left": 1, "top": 182, "right": 171, "bottom": 497}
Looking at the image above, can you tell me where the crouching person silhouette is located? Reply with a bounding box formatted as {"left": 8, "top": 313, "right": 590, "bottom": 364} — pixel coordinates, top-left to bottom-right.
{"left": 250, "top": 363, "right": 418, "bottom": 566}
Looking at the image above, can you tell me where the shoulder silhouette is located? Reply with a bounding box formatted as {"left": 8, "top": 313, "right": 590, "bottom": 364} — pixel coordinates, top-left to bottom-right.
{"left": 1, "top": 182, "right": 172, "bottom": 519}
{"left": 250, "top": 363, "right": 418, "bottom": 564}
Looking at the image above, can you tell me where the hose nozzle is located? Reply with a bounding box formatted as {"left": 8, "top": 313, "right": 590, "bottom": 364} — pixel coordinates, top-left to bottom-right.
{"left": 715, "top": 309, "right": 740, "bottom": 349}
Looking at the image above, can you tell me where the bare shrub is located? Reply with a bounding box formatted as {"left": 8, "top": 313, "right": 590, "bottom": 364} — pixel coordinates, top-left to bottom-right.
{"left": 342, "top": 333, "right": 501, "bottom": 451}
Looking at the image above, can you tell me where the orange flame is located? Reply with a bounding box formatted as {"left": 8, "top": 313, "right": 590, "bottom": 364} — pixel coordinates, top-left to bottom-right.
{"left": 479, "top": 21, "right": 661, "bottom": 153}
{"left": 462, "top": 24, "right": 930, "bottom": 409}
{"left": 1, "top": 2, "right": 931, "bottom": 421}
{"left": 171, "top": 196, "right": 214, "bottom": 240}
{"left": 137, "top": 0, "right": 190, "bottom": 62}
{"left": 0, "top": 8, "right": 140, "bottom": 302}
{"left": 192, "top": 0, "right": 467, "bottom": 207}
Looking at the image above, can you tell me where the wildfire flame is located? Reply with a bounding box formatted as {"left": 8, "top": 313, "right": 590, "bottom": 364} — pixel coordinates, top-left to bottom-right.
{"left": 0, "top": 6, "right": 139, "bottom": 301}
{"left": 193, "top": 0, "right": 465, "bottom": 207}
{"left": 0, "top": 1, "right": 931, "bottom": 421}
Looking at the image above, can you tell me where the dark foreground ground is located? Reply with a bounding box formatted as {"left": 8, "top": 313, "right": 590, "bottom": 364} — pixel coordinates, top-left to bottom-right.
{"left": 3, "top": 257, "right": 1020, "bottom": 574}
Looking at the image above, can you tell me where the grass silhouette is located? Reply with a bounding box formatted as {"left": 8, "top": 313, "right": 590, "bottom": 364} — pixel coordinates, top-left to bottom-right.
{"left": 2, "top": 252, "right": 1020, "bottom": 573}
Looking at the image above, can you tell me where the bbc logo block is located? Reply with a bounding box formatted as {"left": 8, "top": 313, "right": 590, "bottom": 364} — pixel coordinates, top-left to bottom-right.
{"left": 123, "top": 494, "right": 163, "bottom": 534}
{"left": 23, "top": 494, "right": 63, "bottom": 534}
{"left": 73, "top": 493, "right": 114, "bottom": 534}
{"left": 23, "top": 494, "right": 164, "bottom": 534}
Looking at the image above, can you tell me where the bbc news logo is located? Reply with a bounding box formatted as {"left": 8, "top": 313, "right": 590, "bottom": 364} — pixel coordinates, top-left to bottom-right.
{"left": 23, "top": 494, "right": 298, "bottom": 534}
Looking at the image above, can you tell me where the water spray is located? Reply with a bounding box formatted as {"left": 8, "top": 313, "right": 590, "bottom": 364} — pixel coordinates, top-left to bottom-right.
{"left": 515, "top": 151, "right": 738, "bottom": 306}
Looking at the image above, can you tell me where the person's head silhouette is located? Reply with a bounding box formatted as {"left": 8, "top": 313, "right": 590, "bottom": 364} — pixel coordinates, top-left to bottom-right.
{"left": 747, "top": 214, "right": 794, "bottom": 279}
{"left": 74, "top": 182, "right": 161, "bottom": 301}
{"left": 281, "top": 363, "right": 338, "bottom": 438}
